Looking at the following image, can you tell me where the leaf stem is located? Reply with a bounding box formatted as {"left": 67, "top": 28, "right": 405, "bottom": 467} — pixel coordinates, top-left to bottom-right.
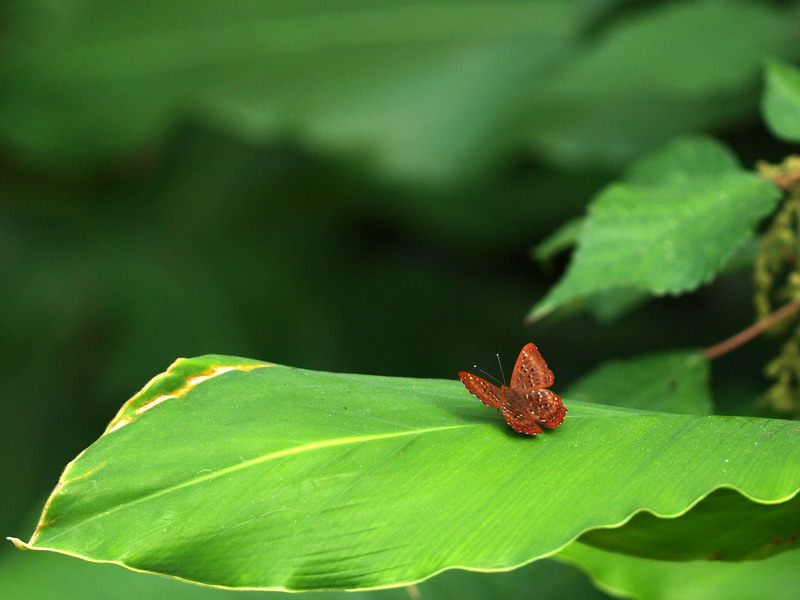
{"left": 704, "top": 300, "right": 800, "bottom": 360}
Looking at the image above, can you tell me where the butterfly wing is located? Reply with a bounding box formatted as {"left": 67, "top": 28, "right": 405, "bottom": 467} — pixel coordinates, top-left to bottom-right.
{"left": 459, "top": 372, "right": 505, "bottom": 408}
{"left": 500, "top": 400, "right": 543, "bottom": 435}
{"left": 510, "top": 343, "right": 554, "bottom": 391}
{"left": 525, "top": 389, "right": 567, "bottom": 428}
{"left": 502, "top": 389, "right": 566, "bottom": 434}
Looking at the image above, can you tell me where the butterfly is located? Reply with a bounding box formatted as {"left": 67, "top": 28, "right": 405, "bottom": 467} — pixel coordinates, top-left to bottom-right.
{"left": 459, "top": 343, "right": 566, "bottom": 435}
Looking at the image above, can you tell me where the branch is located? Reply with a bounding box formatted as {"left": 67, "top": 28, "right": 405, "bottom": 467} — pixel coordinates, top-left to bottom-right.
{"left": 704, "top": 300, "right": 800, "bottom": 360}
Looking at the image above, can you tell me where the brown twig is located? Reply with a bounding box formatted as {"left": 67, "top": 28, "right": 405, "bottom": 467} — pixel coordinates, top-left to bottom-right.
{"left": 704, "top": 300, "right": 800, "bottom": 360}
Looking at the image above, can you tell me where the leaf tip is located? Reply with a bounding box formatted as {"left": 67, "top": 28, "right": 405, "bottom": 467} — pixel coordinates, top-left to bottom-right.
{"left": 525, "top": 306, "right": 550, "bottom": 324}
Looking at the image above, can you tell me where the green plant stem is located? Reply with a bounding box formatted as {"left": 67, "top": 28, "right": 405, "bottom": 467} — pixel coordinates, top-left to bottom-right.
{"left": 704, "top": 300, "right": 800, "bottom": 360}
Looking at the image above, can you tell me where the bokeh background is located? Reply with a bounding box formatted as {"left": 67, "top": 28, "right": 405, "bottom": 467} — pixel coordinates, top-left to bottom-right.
{"left": 2, "top": 0, "right": 799, "bottom": 596}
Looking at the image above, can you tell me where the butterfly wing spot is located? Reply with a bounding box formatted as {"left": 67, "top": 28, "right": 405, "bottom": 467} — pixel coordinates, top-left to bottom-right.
{"left": 458, "top": 372, "right": 505, "bottom": 408}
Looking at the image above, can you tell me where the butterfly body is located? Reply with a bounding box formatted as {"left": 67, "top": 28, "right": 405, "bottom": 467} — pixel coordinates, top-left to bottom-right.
{"left": 459, "top": 343, "right": 566, "bottom": 435}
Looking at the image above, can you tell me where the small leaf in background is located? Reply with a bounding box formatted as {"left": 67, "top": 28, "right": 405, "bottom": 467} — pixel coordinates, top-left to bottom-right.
{"left": 10, "top": 356, "right": 800, "bottom": 590}
{"left": 763, "top": 60, "right": 800, "bottom": 143}
{"left": 564, "top": 349, "right": 712, "bottom": 415}
{"left": 529, "top": 136, "right": 782, "bottom": 321}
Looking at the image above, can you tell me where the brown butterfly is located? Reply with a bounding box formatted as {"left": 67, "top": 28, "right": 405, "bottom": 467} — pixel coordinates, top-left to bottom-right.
{"left": 459, "top": 343, "right": 566, "bottom": 435}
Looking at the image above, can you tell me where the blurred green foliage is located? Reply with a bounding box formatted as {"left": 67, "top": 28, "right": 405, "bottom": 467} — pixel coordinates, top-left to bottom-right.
{"left": 2, "top": 0, "right": 800, "bottom": 598}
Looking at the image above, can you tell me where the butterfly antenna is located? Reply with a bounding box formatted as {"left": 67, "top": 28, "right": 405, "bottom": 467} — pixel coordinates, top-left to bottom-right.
{"left": 474, "top": 364, "right": 503, "bottom": 386}
{"left": 496, "top": 353, "right": 506, "bottom": 385}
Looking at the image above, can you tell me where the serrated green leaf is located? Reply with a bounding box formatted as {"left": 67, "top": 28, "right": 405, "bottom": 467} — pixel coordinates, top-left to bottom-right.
{"left": 586, "top": 287, "right": 650, "bottom": 323}
{"left": 9, "top": 355, "right": 800, "bottom": 591}
{"left": 564, "top": 349, "right": 712, "bottom": 415}
{"left": 529, "top": 136, "right": 782, "bottom": 321}
{"left": 624, "top": 137, "right": 741, "bottom": 183}
{"left": 533, "top": 217, "right": 583, "bottom": 268}
{"left": 556, "top": 541, "right": 800, "bottom": 600}
{"left": 763, "top": 59, "right": 800, "bottom": 142}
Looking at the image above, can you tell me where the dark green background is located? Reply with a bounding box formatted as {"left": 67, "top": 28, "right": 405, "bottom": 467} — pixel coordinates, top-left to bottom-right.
{"left": 2, "top": 0, "right": 799, "bottom": 596}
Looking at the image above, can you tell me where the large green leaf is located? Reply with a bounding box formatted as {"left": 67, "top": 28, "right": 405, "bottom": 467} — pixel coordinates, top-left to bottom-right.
{"left": 562, "top": 351, "right": 798, "bottom": 563}
{"left": 529, "top": 136, "right": 781, "bottom": 321}
{"left": 556, "top": 542, "right": 800, "bottom": 600}
{"left": 763, "top": 59, "right": 800, "bottom": 143}
{"left": 9, "top": 355, "right": 800, "bottom": 590}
